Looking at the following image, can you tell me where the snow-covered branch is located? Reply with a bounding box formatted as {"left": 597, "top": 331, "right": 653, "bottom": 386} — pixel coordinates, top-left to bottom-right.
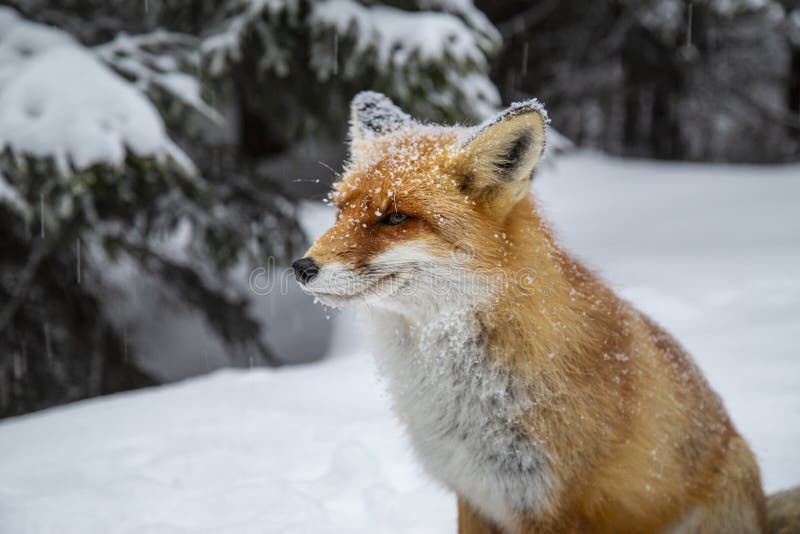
{"left": 201, "top": 0, "right": 501, "bottom": 121}
{"left": 95, "top": 31, "right": 223, "bottom": 125}
{"left": 0, "top": 170, "right": 26, "bottom": 215}
{"left": 0, "top": 7, "right": 195, "bottom": 178}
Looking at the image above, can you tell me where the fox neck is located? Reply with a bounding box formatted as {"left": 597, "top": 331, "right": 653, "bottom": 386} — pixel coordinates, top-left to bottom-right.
{"left": 362, "top": 194, "right": 614, "bottom": 367}
{"left": 476, "top": 196, "right": 624, "bottom": 371}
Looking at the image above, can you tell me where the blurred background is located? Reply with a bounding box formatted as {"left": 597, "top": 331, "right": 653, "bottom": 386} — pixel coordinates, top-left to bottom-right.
{"left": 1, "top": 0, "right": 799, "bottom": 418}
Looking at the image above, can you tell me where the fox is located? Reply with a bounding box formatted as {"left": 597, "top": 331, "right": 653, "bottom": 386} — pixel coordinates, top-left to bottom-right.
{"left": 292, "top": 91, "right": 767, "bottom": 533}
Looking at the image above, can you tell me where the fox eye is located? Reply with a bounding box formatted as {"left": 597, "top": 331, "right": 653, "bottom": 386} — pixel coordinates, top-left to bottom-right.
{"left": 382, "top": 212, "right": 409, "bottom": 226}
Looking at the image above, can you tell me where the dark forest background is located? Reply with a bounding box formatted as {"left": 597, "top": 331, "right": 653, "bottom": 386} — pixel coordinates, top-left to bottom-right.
{"left": 482, "top": 0, "right": 800, "bottom": 163}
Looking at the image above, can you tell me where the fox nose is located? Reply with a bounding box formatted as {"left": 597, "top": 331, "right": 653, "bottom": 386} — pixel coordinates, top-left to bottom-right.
{"left": 292, "top": 257, "right": 320, "bottom": 285}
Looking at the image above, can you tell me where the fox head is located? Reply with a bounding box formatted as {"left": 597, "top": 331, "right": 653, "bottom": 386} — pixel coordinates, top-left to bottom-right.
{"left": 293, "top": 91, "right": 548, "bottom": 313}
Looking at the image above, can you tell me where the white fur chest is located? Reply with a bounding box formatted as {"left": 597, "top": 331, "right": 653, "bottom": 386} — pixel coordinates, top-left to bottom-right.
{"left": 367, "top": 307, "right": 552, "bottom": 530}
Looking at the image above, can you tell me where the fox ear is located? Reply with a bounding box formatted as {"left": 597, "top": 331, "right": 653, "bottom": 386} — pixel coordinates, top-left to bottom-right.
{"left": 349, "top": 91, "right": 413, "bottom": 144}
{"left": 457, "top": 100, "right": 547, "bottom": 205}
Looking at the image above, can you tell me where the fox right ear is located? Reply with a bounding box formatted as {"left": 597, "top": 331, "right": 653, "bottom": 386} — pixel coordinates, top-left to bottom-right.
{"left": 456, "top": 99, "right": 548, "bottom": 208}
{"left": 349, "top": 91, "right": 413, "bottom": 146}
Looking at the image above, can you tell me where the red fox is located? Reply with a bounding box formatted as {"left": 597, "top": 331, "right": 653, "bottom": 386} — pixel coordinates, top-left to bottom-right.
{"left": 293, "top": 92, "right": 766, "bottom": 533}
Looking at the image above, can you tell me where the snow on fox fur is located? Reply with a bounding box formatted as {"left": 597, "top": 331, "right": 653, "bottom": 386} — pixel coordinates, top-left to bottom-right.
{"left": 293, "top": 92, "right": 766, "bottom": 533}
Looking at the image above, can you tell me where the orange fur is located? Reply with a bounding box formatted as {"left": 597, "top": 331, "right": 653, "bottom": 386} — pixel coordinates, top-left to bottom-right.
{"left": 301, "top": 94, "right": 766, "bottom": 533}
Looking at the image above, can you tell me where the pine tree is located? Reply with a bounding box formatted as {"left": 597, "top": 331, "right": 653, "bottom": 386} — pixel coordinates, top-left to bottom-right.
{"left": 0, "top": 1, "right": 501, "bottom": 416}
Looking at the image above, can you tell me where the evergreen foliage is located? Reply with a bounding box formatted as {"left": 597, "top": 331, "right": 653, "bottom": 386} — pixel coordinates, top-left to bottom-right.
{"left": 0, "top": 1, "right": 500, "bottom": 416}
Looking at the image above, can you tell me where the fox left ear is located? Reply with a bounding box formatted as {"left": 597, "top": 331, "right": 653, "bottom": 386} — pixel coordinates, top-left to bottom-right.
{"left": 349, "top": 91, "right": 413, "bottom": 145}
{"left": 456, "top": 99, "right": 548, "bottom": 205}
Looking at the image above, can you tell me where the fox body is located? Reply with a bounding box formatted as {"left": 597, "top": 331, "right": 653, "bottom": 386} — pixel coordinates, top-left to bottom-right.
{"left": 294, "top": 92, "right": 766, "bottom": 533}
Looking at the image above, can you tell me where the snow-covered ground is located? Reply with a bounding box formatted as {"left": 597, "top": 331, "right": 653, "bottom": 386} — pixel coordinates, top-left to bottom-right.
{"left": 1, "top": 152, "right": 798, "bottom": 533}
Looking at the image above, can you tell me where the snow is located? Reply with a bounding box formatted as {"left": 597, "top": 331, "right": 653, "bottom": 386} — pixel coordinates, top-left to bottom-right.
{"left": 0, "top": 357, "right": 447, "bottom": 534}
{"left": 312, "top": 1, "right": 493, "bottom": 70}
{"left": 1, "top": 152, "right": 799, "bottom": 532}
{"left": 712, "top": 0, "right": 774, "bottom": 16}
{"left": 94, "top": 32, "right": 223, "bottom": 125}
{"left": 0, "top": 170, "right": 26, "bottom": 215}
{"left": 790, "top": 8, "right": 800, "bottom": 46}
{"left": 0, "top": 7, "right": 76, "bottom": 84}
{"left": 200, "top": 1, "right": 500, "bottom": 119}
{"left": 310, "top": 0, "right": 500, "bottom": 117}
{"left": 471, "top": 97, "right": 549, "bottom": 139}
{"left": 440, "top": 70, "right": 501, "bottom": 120}
{"left": 0, "top": 7, "right": 193, "bottom": 176}
{"left": 155, "top": 71, "right": 219, "bottom": 121}
{"left": 351, "top": 91, "right": 413, "bottom": 137}
{"left": 636, "top": 0, "right": 782, "bottom": 37}
{"left": 201, "top": 0, "right": 301, "bottom": 77}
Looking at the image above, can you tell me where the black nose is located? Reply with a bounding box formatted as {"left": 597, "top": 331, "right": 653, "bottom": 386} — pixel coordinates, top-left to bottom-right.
{"left": 292, "top": 257, "right": 320, "bottom": 284}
